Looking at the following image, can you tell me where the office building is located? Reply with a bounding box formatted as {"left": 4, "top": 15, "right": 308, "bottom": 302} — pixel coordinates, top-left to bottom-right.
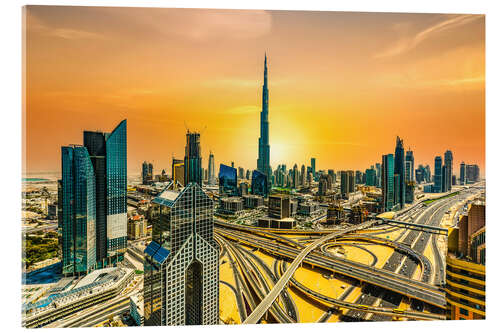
{"left": 340, "top": 171, "right": 349, "bottom": 198}
{"left": 348, "top": 170, "right": 355, "bottom": 193}
{"left": 311, "top": 158, "right": 316, "bottom": 179}
{"left": 459, "top": 161, "right": 466, "bottom": 185}
{"left": 434, "top": 156, "right": 443, "bottom": 193}
{"left": 375, "top": 163, "right": 381, "bottom": 187}
{"left": 251, "top": 170, "right": 268, "bottom": 197}
{"left": 60, "top": 145, "right": 97, "bottom": 276}
{"left": 144, "top": 182, "right": 219, "bottom": 326}
{"left": 218, "top": 164, "right": 238, "bottom": 197}
{"left": 142, "top": 161, "right": 153, "bottom": 185}
{"left": 184, "top": 131, "right": 202, "bottom": 186}
{"left": 83, "top": 119, "right": 127, "bottom": 268}
{"left": 405, "top": 149, "right": 414, "bottom": 182}
{"left": 365, "top": 167, "right": 376, "bottom": 186}
{"left": 172, "top": 158, "right": 184, "bottom": 186}
{"left": 382, "top": 154, "right": 395, "bottom": 212}
{"left": 446, "top": 200, "right": 485, "bottom": 320}
{"left": 243, "top": 194, "right": 264, "bottom": 209}
{"left": 443, "top": 150, "right": 453, "bottom": 192}
{"left": 394, "top": 136, "right": 405, "bottom": 209}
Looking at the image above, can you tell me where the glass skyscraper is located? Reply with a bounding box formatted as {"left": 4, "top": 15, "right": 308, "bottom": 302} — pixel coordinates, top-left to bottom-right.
{"left": 382, "top": 154, "right": 395, "bottom": 212}
{"left": 144, "top": 182, "right": 219, "bottom": 326}
{"left": 83, "top": 119, "right": 127, "bottom": 268}
{"left": 251, "top": 170, "right": 268, "bottom": 197}
{"left": 444, "top": 150, "right": 453, "bottom": 192}
{"left": 218, "top": 163, "right": 238, "bottom": 197}
{"left": 434, "top": 156, "right": 443, "bottom": 192}
{"left": 184, "top": 131, "right": 203, "bottom": 186}
{"left": 394, "top": 136, "right": 405, "bottom": 209}
{"left": 61, "top": 145, "right": 97, "bottom": 276}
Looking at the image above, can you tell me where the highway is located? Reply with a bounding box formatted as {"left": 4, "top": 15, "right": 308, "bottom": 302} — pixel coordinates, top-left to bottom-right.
{"left": 343, "top": 187, "right": 481, "bottom": 321}
{"left": 216, "top": 226, "right": 445, "bottom": 307}
{"left": 242, "top": 220, "right": 378, "bottom": 324}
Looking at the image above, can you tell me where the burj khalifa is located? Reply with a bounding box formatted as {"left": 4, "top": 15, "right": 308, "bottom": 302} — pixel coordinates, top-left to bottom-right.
{"left": 257, "top": 54, "right": 271, "bottom": 184}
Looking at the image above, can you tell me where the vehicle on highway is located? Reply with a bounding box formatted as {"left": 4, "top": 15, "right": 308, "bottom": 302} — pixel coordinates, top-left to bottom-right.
{"left": 393, "top": 308, "right": 405, "bottom": 314}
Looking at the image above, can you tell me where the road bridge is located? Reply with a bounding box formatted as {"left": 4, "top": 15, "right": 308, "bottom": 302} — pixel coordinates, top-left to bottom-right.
{"left": 242, "top": 220, "right": 378, "bottom": 324}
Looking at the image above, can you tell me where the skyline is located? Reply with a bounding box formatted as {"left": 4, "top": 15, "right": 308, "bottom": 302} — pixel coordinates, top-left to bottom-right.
{"left": 24, "top": 6, "right": 485, "bottom": 175}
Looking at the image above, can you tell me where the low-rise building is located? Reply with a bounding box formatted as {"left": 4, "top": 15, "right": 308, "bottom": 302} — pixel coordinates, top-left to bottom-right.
{"left": 218, "top": 197, "right": 244, "bottom": 215}
{"left": 243, "top": 194, "right": 264, "bottom": 209}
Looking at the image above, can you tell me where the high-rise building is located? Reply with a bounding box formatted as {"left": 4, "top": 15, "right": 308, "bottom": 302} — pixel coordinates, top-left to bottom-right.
{"left": 434, "top": 156, "right": 443, "bottom": 192}
{"left": 246, "top": 169, "right": 251, "bottom": 180}
{"left": 251, "top": 170, "right": 268, "bottom": 197}
{"left": 184, "top": 131, "right": 202, "bottom": 187}
{"left": 208, "top": 152, "right": 215, "bottom": 186}
{"left": 238, "top": 167, "right": 244, "bottom": 180}
{"left": 172, "top": 158, "right": 185, "bottom": 186}
{"left": 144, "top": 182, "right": 219, "bottom": 326}
{"left": 218, "top": 164, "right": 238, "bottom": 197}
{"left": 394, "top": 136, "right": 405, "bottom": 209}
{"left": 365, "top": 167, "right": 376, "bottom": 186}
{"left": 382, "top": 154, "right": 395, "bottom": 212}
{"left": 311, "top": 158, "right": 316, "bottom": 179}
{"left": 257, "top": 54, "right": 271, "bottom": 186}
{"left": 446, "top": 200, "right": 485, "bottom": 320}
{"left": 444, "top": 150, "right": 453, "bottom": 192}
{"left": 340, "top": 171, "right": 349, "bottom": 198}
{"left": 142, "top": 161, "right": 150, "bottom": 185}
{"left": 459, "top": 161, "right": 466, "bottom": 185}
{"left": 466, "top": 164, "right": 480, "bottom": 184}
{"left": 83, "top": 119, "right": 127, "bottom": 268}
{"left": 375, "top": 163, "right": 381, "bottom": 187}
{"left": 405, "top": 149, "right": 414, "bottom": 182}
{"left": 425, "top": 165, "right": 431, "bottom": 183}
{"left": 347, "top": 170, "right": 355, "bottom": 193}
{"left": 61, "top": 145, "right": 97, "bottom": 276}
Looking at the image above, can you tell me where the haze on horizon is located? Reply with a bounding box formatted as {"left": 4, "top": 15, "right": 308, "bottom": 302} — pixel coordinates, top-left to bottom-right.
{"left": 24, "top": 6, "right": 485, "bottom": 176}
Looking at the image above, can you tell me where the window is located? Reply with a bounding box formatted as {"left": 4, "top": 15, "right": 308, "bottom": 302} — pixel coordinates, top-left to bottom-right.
{"left": 460, "top": 308, "right": 469, "bottom": 316}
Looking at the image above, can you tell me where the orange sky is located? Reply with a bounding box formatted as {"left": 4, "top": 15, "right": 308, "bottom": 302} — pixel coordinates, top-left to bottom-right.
{"left": 23, "top": 6, "right": 485, "bottom": 176}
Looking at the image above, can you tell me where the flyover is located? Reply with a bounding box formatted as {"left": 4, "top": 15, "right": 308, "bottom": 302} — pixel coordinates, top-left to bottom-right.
{"left": 242, "top": 220, "right": 378, "bottom": 324}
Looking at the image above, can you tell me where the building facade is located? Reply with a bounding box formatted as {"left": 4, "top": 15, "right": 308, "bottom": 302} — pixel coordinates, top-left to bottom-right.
{"left": 257, "top": 54, "right": 271, "bottom": 186}
{"left": 382, "top": 154, "right": 395, "bottom": 212}
{"left": 60, "top": 145, "right": 97, "bottom": 276}
{"left": 184, "top": 132, "right": 203, "bottom": 187}
{"left": 144, "top": 183, "right": 219, "bottom": 326}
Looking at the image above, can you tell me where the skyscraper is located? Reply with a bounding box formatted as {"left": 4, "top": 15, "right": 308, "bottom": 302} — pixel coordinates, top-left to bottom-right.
{"left": 382, "top": 154, "right": 395, "bottom": 212}
{"left": 460, "top": 161, "right": 466, "bottom": 185}
{"left": 218, "top": 164, "right": 238, "bottom": 197}
{"left": 311, "top": 158, "right": 316, "bottom": 179}
{"left": 434, "top": 156, "right": 443, "bottom": 192}
{"left": 208, "top": 152, "right": 215, "bottom": 186}
{"left": 251, "top": 170, "right": 268, "bottom": 197}
{"left": 144, "top": 182, "right": 219, "bottom": 326}
{"left": 394, "top": 136, "right": 405, "bottom": 209}
{"left": 444, "top": 150, "right": 453, "bottom": 192}
{"left": 405, "top": 149, "right": 414, "bottom": 182}
{"left": 184, "top": 131, "right": 202, "bottom": 186}
{"left": 83, "top": 119, "right": 127, "bottom": 268}
{"left": 365, "top": 167, "right": 376, "bottom": 186}
{"left": 61, "top": 145, "right": 97, "bottom": 276}
{"left": 375, "top": 163, "right": 381, "bottom": 188}
{"left": 257, "top": 54, "right": 271, "bottom": 185}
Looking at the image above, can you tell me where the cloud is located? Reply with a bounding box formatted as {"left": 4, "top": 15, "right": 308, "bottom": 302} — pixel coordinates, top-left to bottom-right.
{"left": 374, "top": 14, "right": 482, "bottom": 59}
{"left": 27, "top": 12, "right": 104, "bottom": 40}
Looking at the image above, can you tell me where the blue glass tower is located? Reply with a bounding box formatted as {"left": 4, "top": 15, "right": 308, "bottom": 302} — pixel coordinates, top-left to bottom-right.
{"left": 218, "top": 163, "right": 238, "bottom": 197}
{"left": 105, "top": 120, "right": 128, "bottom": 261}
{"left": 251, "top": 170, "right": 268, "bottom": 197}
{"left": 382, "top": 154, "right": 395, "bottom": 212}
{"left": 257, "top": 54, "right": 271, "bottom": 186}
{"left": 61, "top": 145, "right": 97, "bottom": 276}
{"left": 82, "top": 119, "right": 127, "bottom": 268}
{"left": 434, "top": 156, "right": 443, "bottom": 193}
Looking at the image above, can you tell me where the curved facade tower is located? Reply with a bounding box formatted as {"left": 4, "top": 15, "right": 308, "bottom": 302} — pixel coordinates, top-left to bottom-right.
{"left": 257, "top": 54, "right": 271, "bottom": 185}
